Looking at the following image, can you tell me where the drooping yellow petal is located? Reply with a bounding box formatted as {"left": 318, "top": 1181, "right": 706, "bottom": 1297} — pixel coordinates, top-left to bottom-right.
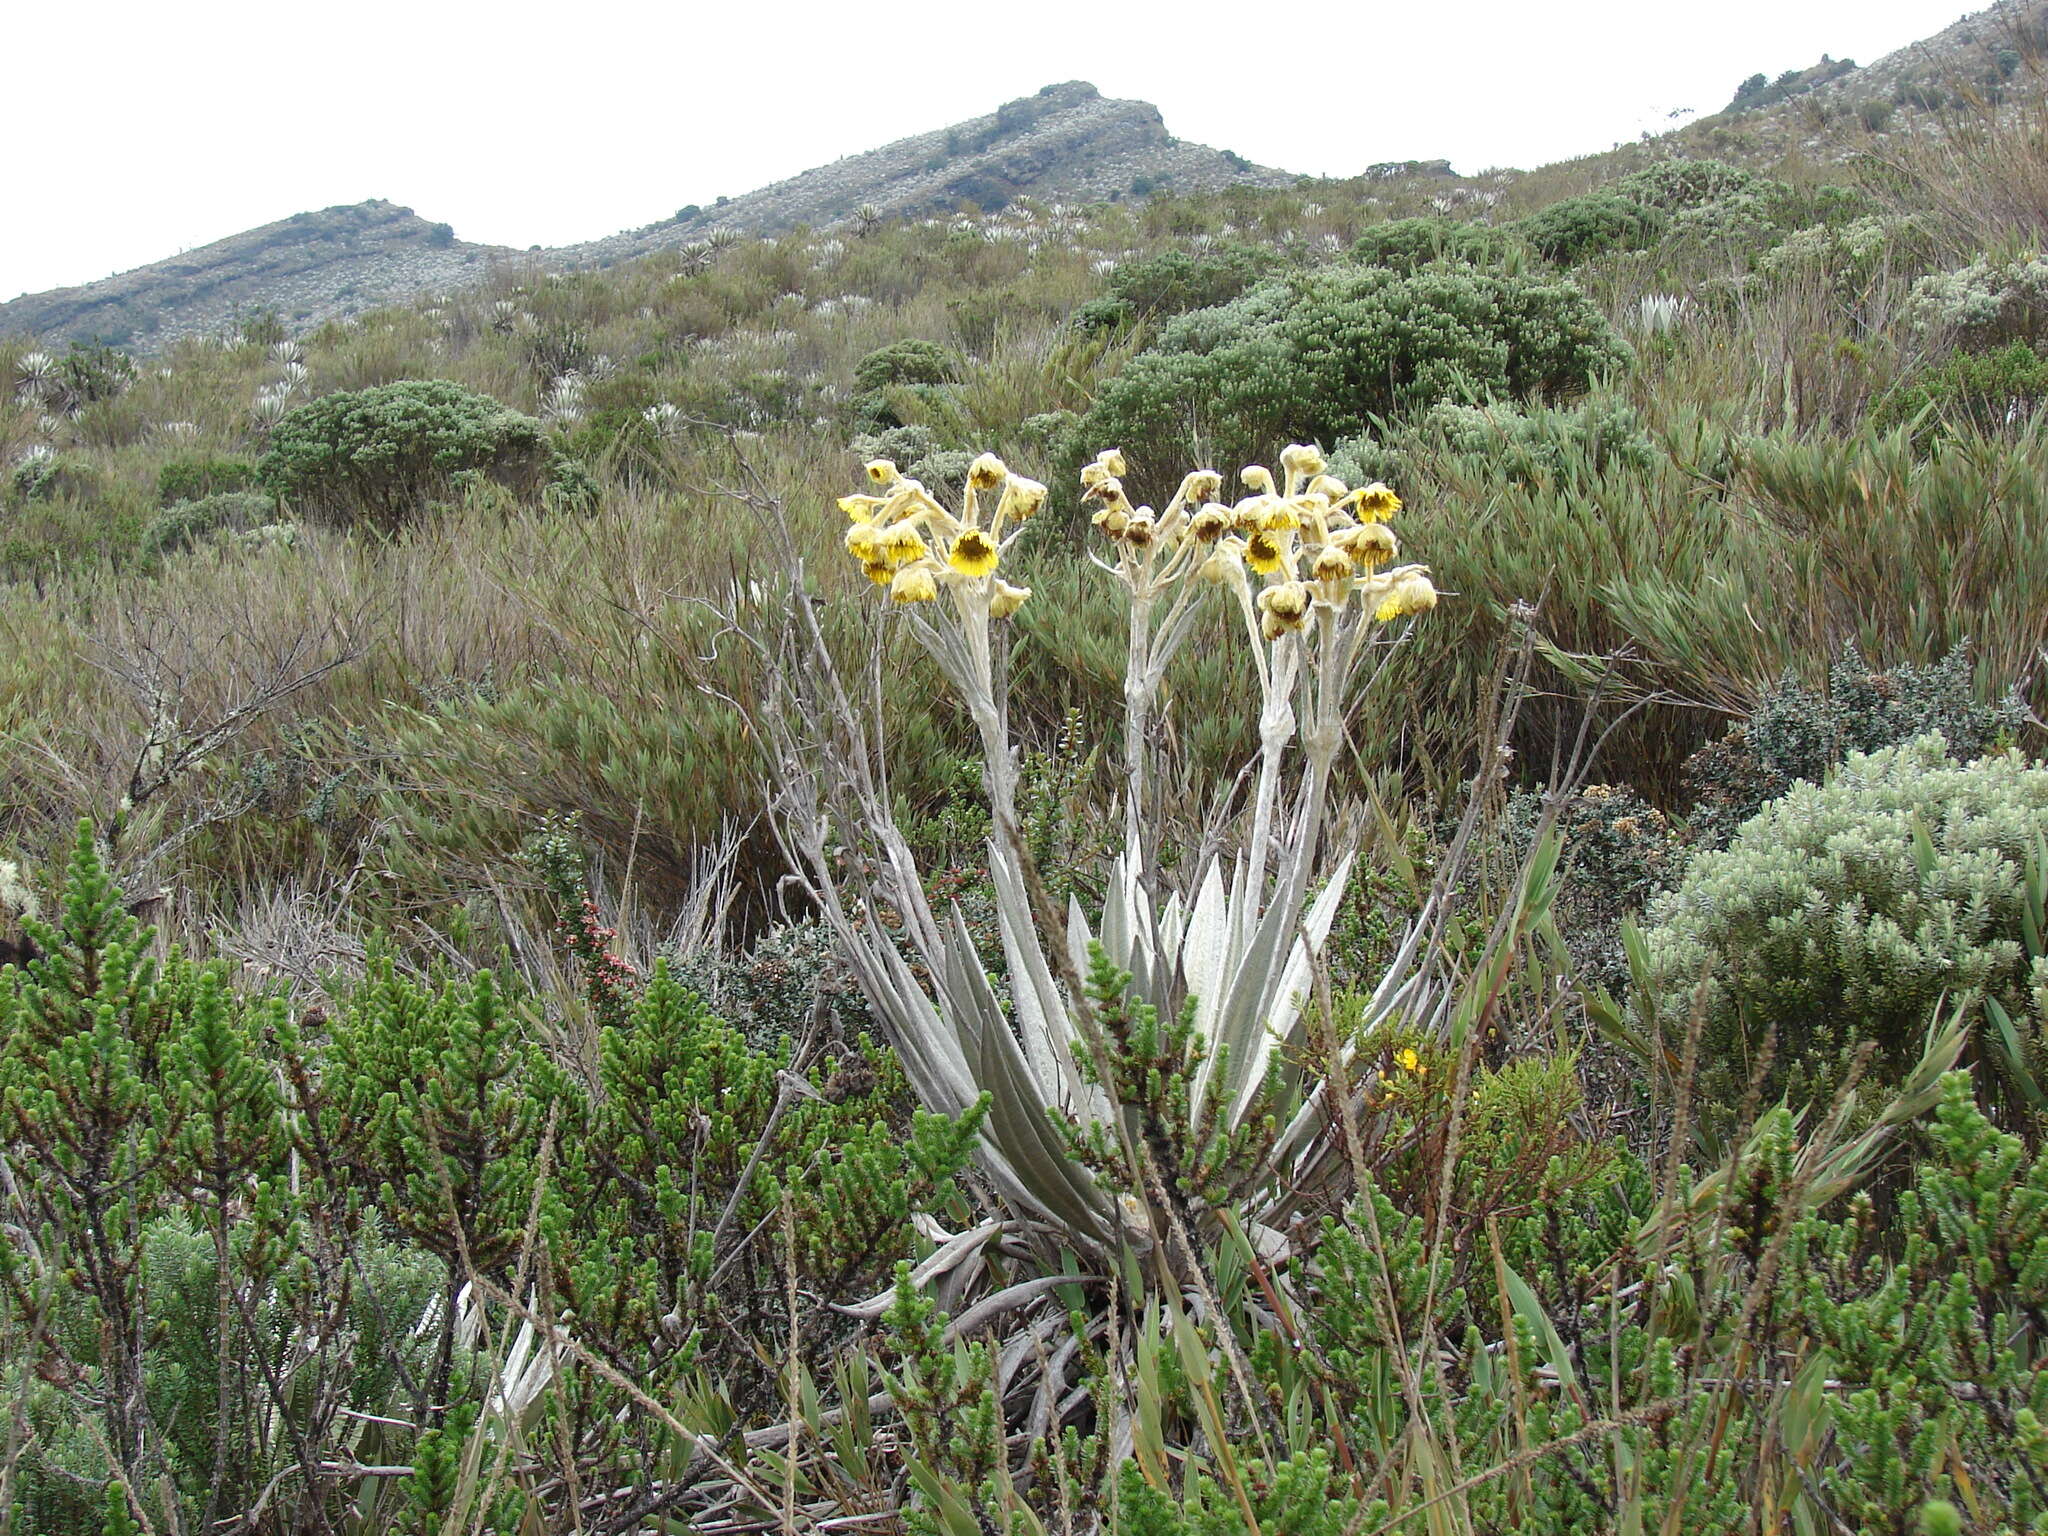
{"left": 839, "top": 494, "right": 887, "bottom": 522}
{"left": 988, "top": 579, "right": 1032, "bottom": 619}
{"left": 865, "top": 458, "right": 902, "bottom": 487}
{"left": 967, "top": 452, "right": 1008, "bottom": 492}
{"left": 997, "top": 476, "right": 1048, "bottom": 522}
{"left": 1354, "top": 482, "right": 1401, "bottom": 523}
{"left": 890, "top": 564, "right": 939, "bottom": 603}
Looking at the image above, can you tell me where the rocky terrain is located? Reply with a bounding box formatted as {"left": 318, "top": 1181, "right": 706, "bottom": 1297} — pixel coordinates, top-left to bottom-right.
{"left": 0, "top": 202, "right": 513, "bottom": 353}
{"left": 0, "top": 83, "right": 1289, "bottom": 353}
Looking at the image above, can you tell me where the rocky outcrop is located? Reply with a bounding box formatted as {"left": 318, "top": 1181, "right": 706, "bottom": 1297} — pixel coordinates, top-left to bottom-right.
{"left": 0, "top": 84, "right": 1289, "bottom": 352}
{"left": 0, "top": 202, "right": 512, "bottom": 352}
{"left": 560, "top": 82, "right": 1291, "bottom": 267}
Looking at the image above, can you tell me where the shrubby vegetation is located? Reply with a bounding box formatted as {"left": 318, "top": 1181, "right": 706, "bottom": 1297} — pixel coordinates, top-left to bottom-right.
{"left": 6, "top": 81, "right": 2048, "bottom": 1533}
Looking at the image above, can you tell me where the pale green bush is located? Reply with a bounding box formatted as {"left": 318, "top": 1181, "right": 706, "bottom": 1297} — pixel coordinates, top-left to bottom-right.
{"left": 1902, "top": 253, "right": 2048, "bottom": 351}
{"left": 1642, "top": 736, "right": 2048, "bottom": 1126}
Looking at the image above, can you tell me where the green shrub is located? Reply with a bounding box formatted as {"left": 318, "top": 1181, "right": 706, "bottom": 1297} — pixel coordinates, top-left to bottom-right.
{"left": 156, "top": 456, "right": 260, "bottom": 506}
{"left": 1104, "top": 243, "right": 1280, "bottom": 315}
{"left": 1613, "top": 158, "right": 1774, "bottom": 213}
{"left": 1350, "top": 218, "right": 1518, "bottom": 272}
{"left": 1516, "top": 194, "right": 1666, "bottom": 263}
{"left": 141, "top": 491, "right": 280, "bottom": 557}
{"left": 1076, "top": 263, "right": 1629, "bottom": 491}
{"left": 1682, "top": 644, "right": 2029, "bottom": 845}
{"left": 1873, "top": 340, "right": 2048, "bottom": 439}
{"left": 1642, "top": 736, "right": 2048, "bottom": 1127}
{"left": 853, "top": 338, "right": 961, "bottom": 394}
{"left": 1071, "top": 296, "right": 1137, "bottom": 333}
{"left": 259, "top": 379, "right": 554, "bottom": 530}
{"left": 1858, "top": 99, "right": 1895, "bottom": 132}
{"left": 1903, "top": 254, "right": 2048, "bottom": 351}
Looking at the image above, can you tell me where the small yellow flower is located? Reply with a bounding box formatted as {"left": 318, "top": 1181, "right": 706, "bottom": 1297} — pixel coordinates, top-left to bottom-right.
{"left": 1396, "top": 1046, "right": 1423, "bottom": 1075}
{"left": 1312, "top": 546, "right": 1355, "bottom": 585}
{"left": 1280, "top": 443, "right": 1327, "bottom": 479}
{"left": 865, "top": 459, "right": 902, "bottom": 487}
{"left": 988, "top": 579, "right": 1032, "bottom": 619}
{"left": 1374, "top": 572, "right": 1439, "bottom": 622}
{"left": 1339, "top": 522, "right": 1398, "bottom": 571}
{"left": 1244, "top": 529, "right": 1289, "bottom": 575}
{"left": 1177, "top": 469, "right": 1224, "bottom": 505}
{"left": 1354, "top": 482, "right": 1401, "bottom": 522}
{"left": 997, "top": 476, "right": 1047, "bottom": 522}
{"left": 967, "top": 453, "right": 1008, "bottom": 492}
{"left": 845, "top": 523, "right": 883, "bottom": 562}
{"left": 880, "top": 524, "right": 929, "bottom": 566}
{"left": 890, "top": 564, "right": 939, "bottom": 603}
{"left": 838, "top": 493, "right": 887, "bottom": 522}
{"left": 1257, "top": 581, "right": 1311, "bottom": 633}
{"left": 948, "top": 527, "right": 999, "bottom": 577}
{"left": 1258, "top": 500, "right": 1303, "bottom": 534}
{"left": 1092, "top": 505, "right": 1131, "bottom": 537}
{"left": 863, "top": 562, "right": 894, "bottom": 586}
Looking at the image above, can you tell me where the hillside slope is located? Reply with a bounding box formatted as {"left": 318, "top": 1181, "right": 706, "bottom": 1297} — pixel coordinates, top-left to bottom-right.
{"left": 0, "top": 82, "right": 1286, "bottom": 353}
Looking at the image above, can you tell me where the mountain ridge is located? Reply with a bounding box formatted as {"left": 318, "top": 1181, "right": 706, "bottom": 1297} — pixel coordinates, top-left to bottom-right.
{"left": 0, "top": 82, "right": 1290, "bottom": 353}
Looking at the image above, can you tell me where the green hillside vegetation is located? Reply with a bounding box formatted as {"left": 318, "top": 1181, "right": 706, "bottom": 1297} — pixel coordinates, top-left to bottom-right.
{"left": 9, "top": 62, "right": 2048, "bottom": 1536}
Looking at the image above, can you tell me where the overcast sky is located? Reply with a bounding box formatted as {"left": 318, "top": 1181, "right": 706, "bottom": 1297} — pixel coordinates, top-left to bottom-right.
{"left": 5, "top": 0, "right": 1974, "bottom": 302}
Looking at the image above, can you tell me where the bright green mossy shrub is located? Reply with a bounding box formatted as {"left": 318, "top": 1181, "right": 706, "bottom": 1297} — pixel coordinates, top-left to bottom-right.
{"left": 1076, "top": 263, "right": 1629, "bottom": 495}
{"left": 1350, "top": 218, "right": 1520, "bottom": 272}
{"left": 259, "top": 379, "right": 558, "bottom": 530}
{"left": 1641, "top": 736, "right": 2048, "bottom": 1128}
{"left": 1516, "top": 194, "right": 1667, "bottom": 263}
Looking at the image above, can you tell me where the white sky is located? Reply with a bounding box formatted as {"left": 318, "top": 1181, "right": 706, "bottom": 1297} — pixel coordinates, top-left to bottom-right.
{"left": 5, "top": 0, "right": 1975, "bottom": 301}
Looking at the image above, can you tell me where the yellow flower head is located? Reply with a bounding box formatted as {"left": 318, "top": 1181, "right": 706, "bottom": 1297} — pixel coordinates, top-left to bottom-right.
{"left": 1354, "top": 482, "right": 1401, "bottom": 523}
{"left": 839, "top": 493, "right": 887, "bottom": 523}
{"left": 863, "top": 562, "right": 894, "bottom": 586}
{"left": 1258, "top": 500, "right": 1303, "bottom": 534}
{"left": 1280, "top": 443, "right": 1327, "bottom": 480}
{"left": 865, "top": 458, "right": 902, "bottom": 487}
{"left": 1244, "top": 528, "right": 1290, "bottom": 576}
{"left": 1308, "top": 474, "right": 1350, "bottom": 502}
{"left": 1312, "top": 546, "right": 1355, "bottom": 585}
{"left": 1094, "top": 447, "right": 1127, "bottom": 479}
{"left": 1257, "top": 581, "right": 1312, "bottom": 632}
{"left": 1340, "top": 521, "right": 1398, "bottom": 571}
{"left": 1092, "top": 504, "right": 1130, "bottom": 537}
{"left": 997, "top": 476, "right": 1047, "bottom": 522}
{"left": 1122, "top": 514, "right": 1157, "bottom": 551}
{"left": 1374, "top": 571, "right": 1439, "bottom": 622}
{"left": 890, "top": 564, "right": 939, "bottom": 604}
{"left": 1240, "top": 464, "right": 1277, "bottom": 496}
{"left": 880, "top": 523, "right": 929, "bottom": 566}
{"left": 1396, "top": 1046, "right": 1423, "bottom": 1075}
{"left": 1187, "top": 504, "right": 1232, "bottom": 543}
{"left": 1199, "top": 545, "right": 1246, "bottom": 585}
{"left": 967, "top": 452, "right": 1008, "bottom": 493}
{"left": 844, "top": 522, "right": 883, "bottom": 562}
{"left": 988, "top": 579, "right": 1032, "bottom": 619}
{"left": 1177, "top": 469, "right": 1224, "bottom": 505}
{"left": 948, "top": 527, "right": 1000, "bottom": 578}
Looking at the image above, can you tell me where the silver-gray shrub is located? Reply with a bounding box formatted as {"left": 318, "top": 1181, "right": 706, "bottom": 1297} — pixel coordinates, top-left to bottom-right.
{"left": 1641, "top": 735, "right": 2048, "bottom": 1129}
